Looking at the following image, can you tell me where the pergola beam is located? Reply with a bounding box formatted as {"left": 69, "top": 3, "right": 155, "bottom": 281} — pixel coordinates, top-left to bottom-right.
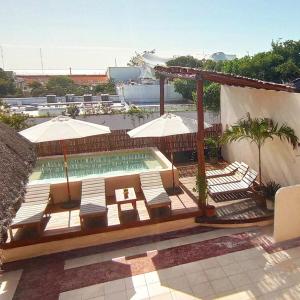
{"left": 155, "top": 66, "right": 299, "bottom": 93}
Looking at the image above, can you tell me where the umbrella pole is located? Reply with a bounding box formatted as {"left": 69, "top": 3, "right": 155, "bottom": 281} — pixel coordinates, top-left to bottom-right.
{"left": 60, "top": 140, "right": 71, "bottom": 202}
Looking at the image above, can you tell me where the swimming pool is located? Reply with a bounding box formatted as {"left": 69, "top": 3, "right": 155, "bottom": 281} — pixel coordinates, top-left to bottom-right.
{"left": 29, "top": 148, "right": 167, "bottom": 185}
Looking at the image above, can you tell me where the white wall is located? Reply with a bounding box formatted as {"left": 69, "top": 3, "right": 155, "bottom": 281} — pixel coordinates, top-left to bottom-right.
{"left": 107, "top": 67, "right": 141, "bottom": 82}
{"left": 274, "top": 185, "right": 300, "bottom": 242}
{"left": 116, "top": 83, "right": 183, "bottom": 104}
{"left": 221, "top": 85, "right": 300, "bottom": 186}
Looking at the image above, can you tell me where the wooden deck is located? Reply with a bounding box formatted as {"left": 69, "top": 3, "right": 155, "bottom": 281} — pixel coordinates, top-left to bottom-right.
{"left": 5, "top": 162, "right": 273, "bottom": 250}
{"left": 5, "top": 187, "right": 201, "bottom": 248}
{"left": 180, "top": 176, "right": 273, "bottom": 223}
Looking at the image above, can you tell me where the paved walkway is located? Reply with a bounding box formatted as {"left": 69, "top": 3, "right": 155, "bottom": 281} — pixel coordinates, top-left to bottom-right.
{"left": 3, "top": 225, "right": 300, "bottom": 299}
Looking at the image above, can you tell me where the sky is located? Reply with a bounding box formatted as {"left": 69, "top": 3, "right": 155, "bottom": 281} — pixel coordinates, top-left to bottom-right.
{"left": 0, "top": 0, "right": 299, "bottom": 70}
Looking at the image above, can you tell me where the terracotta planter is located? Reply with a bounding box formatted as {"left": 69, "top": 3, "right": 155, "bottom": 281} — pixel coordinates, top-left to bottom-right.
{"left": 209, "top": 157, "right": 218, "bottom": 164}
{"left": 205, "top": 205, "right": 216, "bottom": 217}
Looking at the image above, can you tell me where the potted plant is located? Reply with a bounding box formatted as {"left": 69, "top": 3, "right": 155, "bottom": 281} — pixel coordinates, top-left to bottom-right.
{"left": 205, "top": 137, "right": 219, "bottom": 164}
{"left": 193, "top": 172, "right": 216, "bottom": 217}
{"left": 123, "top": 188, "right": 129, "bottom": 198}
{"left": 221, "top": 113, "right": 298, "bottom": 188}
{"left": 263, "top": 181, "right": 281, "bottom": 210}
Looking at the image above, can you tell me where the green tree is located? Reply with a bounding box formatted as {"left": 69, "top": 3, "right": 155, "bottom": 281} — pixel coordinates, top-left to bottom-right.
{"left": 221, "top": 113, "right": 299, "bottom": 186}
{"left": 222, "top": 40, "right": 300, "bottom": 83}
{"left": 76, "top": 85, "right": 92, "bottom": 96}
{"left": 203, "top": 83, "right": 220, "bottom": 112}
{"left": 0, "top": 99, "right": 28, "bottom": 130}
{"left": 0, "top": 113, "right": 29, "bottom": 130}
{"left": 167, "top": 55, "right": 224, "bottom": 71}
{"left": 0, "top": 99, "right": 9, "bottom": 112}
{"left": 165, "top": 40, "right": 300, "bottom": 108}
{"left": 66, "top": 104, "right": 80, "bottom": 119}
{"left": 94, "top": 79, "right": 116, "bottom": 94}
{"left": 167, "top": 55, "right": 203, "bottom": 68}
{"left": 29, "top": 81, "right": 47, "bottom": 97}
{"left": 192, "top": 83, "right": 221, "bottom": 112}
{"left": 0, "top": 69, "right": 16, "bottom": 96}
{"left": 46, "top": 76, "right": 76, "bottom": 96}
{"left": 173, "top": 79, "right": 196, "bottom": 100}
{"left": 167, "top": 56, "right": 223, "bottom": 106}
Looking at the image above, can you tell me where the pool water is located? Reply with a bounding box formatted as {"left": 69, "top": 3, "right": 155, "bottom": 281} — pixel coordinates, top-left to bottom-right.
{"left": 29, "top": 150, "right": 165, "bottom": 184}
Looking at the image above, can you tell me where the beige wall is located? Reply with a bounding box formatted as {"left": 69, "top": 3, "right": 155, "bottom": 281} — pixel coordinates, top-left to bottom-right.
{"left": 3, "top": 217, "right": 196, "bottom": 262}
{"left": 221, "top": 85, "right": 300, "bottom": 186}
{"left": 274, "top": 185, "right": 300, "bottom": 242}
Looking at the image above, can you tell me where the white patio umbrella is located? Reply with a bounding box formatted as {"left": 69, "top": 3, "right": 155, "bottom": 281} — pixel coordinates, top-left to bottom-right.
{"left": 19, "top": 116, "right": 111, "bottom": 204}
{"left": 127, "top": 113, "right": 212, "bottom": 191}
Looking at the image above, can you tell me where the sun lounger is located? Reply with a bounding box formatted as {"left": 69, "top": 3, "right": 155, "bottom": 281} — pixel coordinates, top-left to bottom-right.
{"left": 79, "top": 177, "right": 107, "bottom": 228}
{"left": 23, "top": 183, "right": 52, "bottom": 204}
{"left": 140, "top": 171, "right": 171, "bottom": 212}
{"left": 208, "top": 169, "right": 258, "bottom": 196}
{"left": 206, "top": 161, "right": 240, "bottom": 178}
{"left": 207, "top": 162, "right": 249, "bottom": 186}
{"left": 9, "top": 183, "right": 51, "bottom": 241}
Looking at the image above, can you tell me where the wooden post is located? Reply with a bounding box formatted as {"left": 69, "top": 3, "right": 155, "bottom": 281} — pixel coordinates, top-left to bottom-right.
{"left": 196, "top": 79, "right": 206, "bottom": 207}
{"left": 159, "top": 76, "right": 165, "bottom": 116}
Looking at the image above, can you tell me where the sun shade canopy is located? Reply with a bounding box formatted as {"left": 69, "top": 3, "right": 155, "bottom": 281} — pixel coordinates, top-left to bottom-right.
{"left": 19, "top": 116, "right": 111, "bottom": 143}
{"left": 127, "top": 113, "right": 212, "bottom": 138}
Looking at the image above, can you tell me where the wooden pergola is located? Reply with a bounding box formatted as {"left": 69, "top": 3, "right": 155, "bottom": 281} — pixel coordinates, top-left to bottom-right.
{"left": 155, "top": 65, "right": 299, "bottom": 205}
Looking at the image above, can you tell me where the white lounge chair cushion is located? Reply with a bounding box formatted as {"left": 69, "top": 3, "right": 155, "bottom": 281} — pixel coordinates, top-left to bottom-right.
{"left": 143, "top": 188, "right": 171, "bottom": 206}
{"left": 11, "top": 202, "right": 48, "bottom": 227}
{"left": 140, "top": 171, "right": 171, "bottom": 207}
{"left": 209, "top": 181, "right": 249, "bottom": 194}
{"left": 208, "top": 169, "right": 257, "bottom": 195}
{"left": 207, "top": 162, "right": 249, "bottom": 186}
{"left": 80, "top": 177, "right": 107, "bottom": 217}
{"left": 24, "top": 183, "right": 51, "bottom": 204}
{"left": 206, "top": 161, "right": 240, "bottom": 178}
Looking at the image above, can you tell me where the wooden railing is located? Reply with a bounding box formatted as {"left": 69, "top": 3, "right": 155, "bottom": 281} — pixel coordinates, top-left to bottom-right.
{"left": 36, "top": 123, "right": 222, "bottom": 157}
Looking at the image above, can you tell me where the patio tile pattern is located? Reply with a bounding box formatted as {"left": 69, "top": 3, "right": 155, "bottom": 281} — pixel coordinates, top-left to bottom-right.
{"left": 5, "top": 225, "right": 300, "bottom": 299}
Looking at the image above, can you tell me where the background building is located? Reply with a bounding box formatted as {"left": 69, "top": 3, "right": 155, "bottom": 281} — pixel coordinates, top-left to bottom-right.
{"left": 13, "top": 69, "right": 108, "bottom": 93}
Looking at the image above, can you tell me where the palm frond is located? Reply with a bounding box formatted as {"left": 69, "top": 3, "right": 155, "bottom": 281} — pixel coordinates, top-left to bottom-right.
{"left": 221, "top": 114, "right": 298, "bottom": 148}
{"left": 273, "top": 123, "right": 299, "bottom": 149}
{"left": 220, "top": 113, "right": 299, "bottom": 186}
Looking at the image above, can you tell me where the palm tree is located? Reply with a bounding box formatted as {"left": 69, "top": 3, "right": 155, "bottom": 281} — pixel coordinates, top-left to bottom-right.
{"left": 221, "top": 113, "right": 298, "bottom": 186}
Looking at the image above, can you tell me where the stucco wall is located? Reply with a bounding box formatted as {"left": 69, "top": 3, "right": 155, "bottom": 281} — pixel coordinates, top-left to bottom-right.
{"left": 221, "top": 85, "right": 300, "bottom": 186}
{"left": 116, "top": 83, "right": 183, "bottom": 103}
{"left": 274, "top": 185, "right": 300, "bottom": 242}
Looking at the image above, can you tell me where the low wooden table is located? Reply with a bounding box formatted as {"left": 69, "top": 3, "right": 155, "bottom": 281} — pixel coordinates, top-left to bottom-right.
{"left": 115, "top": 188, "right": 137, "bottom": 215}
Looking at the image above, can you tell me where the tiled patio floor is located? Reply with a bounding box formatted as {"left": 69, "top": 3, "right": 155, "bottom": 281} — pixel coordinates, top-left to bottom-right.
{"left": 3, "top": 225, "right": 300, "bottom": 299}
